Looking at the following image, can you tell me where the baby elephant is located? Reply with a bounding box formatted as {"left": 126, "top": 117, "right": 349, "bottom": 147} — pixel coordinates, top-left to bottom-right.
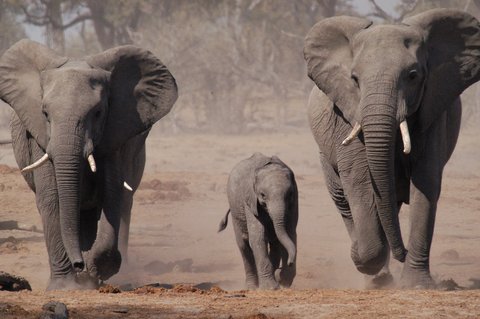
{"left": 219, "top": 153, "right": 298, "bottom": 289}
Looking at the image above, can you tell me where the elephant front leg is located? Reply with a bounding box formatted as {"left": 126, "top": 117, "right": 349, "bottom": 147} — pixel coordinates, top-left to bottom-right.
{"left": 247, "top": 215, "right": 279, "bottom": 290}
{"left": 402, "top": 118, "right": 448, "bottom": 289}
{"left": 364, "top": 251, "right": 393, "bottom": 289}
{"left": 231, "top": 215, "right": 258, "bottom": 289}
{"left": 401, "top": 181, "right": 438, "bottom": 288}
{"left": 85, "top": 163, "right": 123, "bottom": 281}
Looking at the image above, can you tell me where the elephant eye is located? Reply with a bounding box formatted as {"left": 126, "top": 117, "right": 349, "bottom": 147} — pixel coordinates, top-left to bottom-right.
{"left": 42, "top": 110, "right": 49, "bottom": 119}
{"left": 408, "top": 69, "right": 418, "bottom": 81}
{"left": 260, "top": 192, "right": 266, "bottom": 200}
{"left": 351, "top": 73, "right": 359, "bottom": 88}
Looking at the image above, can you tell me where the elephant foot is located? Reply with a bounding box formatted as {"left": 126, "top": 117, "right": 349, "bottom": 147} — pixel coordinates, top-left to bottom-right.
{"left": 400, "top": 266, "right": 436, "bottom": 289}
{"left": 47, "top": 273, "right": 82, "bottom": 291}
{"left": 85, "top": 249, "right": 122, "bottom": 281}
{"left": 245, "top": 275, "right": 259, "bottom": 290}
{"left": 365, "top": 270, "right": 394, "bottom": 289}
{"left": 75, "top": 271, "right": 100, "bottom": 289}
{"left": 277, "top": 266, "right": 296, "bottom": 288}
{"left": 258, "top": 278, "right": 280, "bottom": 290}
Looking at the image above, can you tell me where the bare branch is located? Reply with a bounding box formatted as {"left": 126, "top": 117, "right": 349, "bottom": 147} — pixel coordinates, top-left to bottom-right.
{"left": 368, "top": 0, "right": 419, "bottom": 22}
{"left": 52, "top": 12, "right": 92, "bottom": 30}
{"left": 20, "top": 4, "right": 50, "bottom": 26}
{"left": 368, "top": 0, "right": 393, "bottom": 21}
{"left": 396, "top": 0, "right": 420, "bottom": 21}
{"left": 20, "top": 3, "right": 91, "bottom": 30}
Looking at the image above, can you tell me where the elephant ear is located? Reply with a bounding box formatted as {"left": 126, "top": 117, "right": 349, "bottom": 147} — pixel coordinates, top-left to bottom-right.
{"left": 86, "top": 45, "right": 178, "bottom": 153}
{"left": 403, "top": 9, "right": 480, "bottom": 132}
{"left": 0, "top": 39, "right": 68, "bottom": 150}
{"left": 304, "top": 16, "right": 372, "bottom": 123}
{"left": 246, "top": 156, "right": 273, "bottom": 217}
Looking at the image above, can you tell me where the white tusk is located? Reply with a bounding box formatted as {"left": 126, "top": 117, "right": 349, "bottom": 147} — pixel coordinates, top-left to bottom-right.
{"left": 124, "top": 181, "right": 133, "bottom": 191}
{"left": 21, "top": 153, "right": 49, "bottom": 173}
{"left": 400, "top": 120, "right": 411, "bottom": 154}
{"left": 87, "top": 154, "right": 96, "bottom": 173}
{"left": 342, "top": 122, "right": 362, "bottom": 146}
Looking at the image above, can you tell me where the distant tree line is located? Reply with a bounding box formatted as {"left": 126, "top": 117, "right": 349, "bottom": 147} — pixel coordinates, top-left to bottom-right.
{"left": 0, "top": 0, "right": 479, "bottom": 133}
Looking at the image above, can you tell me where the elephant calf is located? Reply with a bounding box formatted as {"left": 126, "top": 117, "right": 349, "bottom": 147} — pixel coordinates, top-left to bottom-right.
{"left": 219, "top": 153, "right": 298, "bottom": 290}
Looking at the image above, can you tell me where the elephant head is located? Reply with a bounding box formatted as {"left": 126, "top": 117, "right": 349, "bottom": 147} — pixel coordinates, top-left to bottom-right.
{"left": 304, "top": 9, "right": 480, "bottom": 263}
{"left": 0, "top": 39, "right": 177, "bottom": 272}
{"left": 249, "top": 156, "right": 297, "bottom": 267}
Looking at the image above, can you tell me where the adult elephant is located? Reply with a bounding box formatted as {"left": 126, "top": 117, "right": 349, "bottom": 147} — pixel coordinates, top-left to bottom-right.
{"left": 304, "top": 9, "right": 480, "bottom": 288}
{"left": 0, "top": 39, "right": 178, "bottom": 289}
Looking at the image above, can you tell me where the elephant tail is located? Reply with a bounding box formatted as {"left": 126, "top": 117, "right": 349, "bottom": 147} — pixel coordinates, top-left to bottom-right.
{"left": 218, "top": 209, "right": 230, "bottom": 233}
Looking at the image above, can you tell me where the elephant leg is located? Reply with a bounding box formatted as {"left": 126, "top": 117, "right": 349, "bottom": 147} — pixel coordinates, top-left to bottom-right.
{"left": 232, "top": 214, "right": 258, "bottom": 289}
{"left": 118, "top": 195, "right": 133, "bottom": 266}
{"left": 246, "top": 213, "right": 278, "bottom": 290}
{"left": 86, "top": 134, "right": 147, "bottom": 280}
{"left": 402, "top": 113, "right": 452, "bottom": 288}
{"left": 31, "top": 144, "right": 75, "bottom": 289}
{"left": 118, "top": 133, "right": 147, "bottom": 267}
{"left": 403, "top": 174, "right": 441, "bottom": 288}
{"left": 402, "top": 180, "right": 439, "bottom": 288}
{"left": 319, "top": 153, "right": 354, "bottom": 238}
{"left": 80, "top": 207, "right": 99, "bottom": 252}
{"left": 365, "top": 249, "right": 394, "bottom": 289}
{"left": 85, "top": 159, "right": 123, "bottom": 281}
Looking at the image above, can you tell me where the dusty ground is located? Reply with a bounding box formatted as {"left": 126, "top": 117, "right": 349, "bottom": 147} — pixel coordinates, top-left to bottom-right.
{"left": 0, "top": 126, "right": 479, "bottom": 318}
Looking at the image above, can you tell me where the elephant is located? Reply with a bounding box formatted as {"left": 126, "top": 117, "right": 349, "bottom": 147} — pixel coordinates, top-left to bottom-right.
{"left": 303, "top": 9, "right": 480, "bottom": 288}
{"left": 218, "top": 153, "right": 298, "bottom": 289}
{"left": 0, "top": 39, "right": 178, "bottom": 290}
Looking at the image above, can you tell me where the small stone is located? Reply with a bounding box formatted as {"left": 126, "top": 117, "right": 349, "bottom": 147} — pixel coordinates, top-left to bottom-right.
{"left": 112, "top": 308, "right": 129, "bottom": 314}
{"left": 40, "top": 301, "right": 69, "bottom": 319}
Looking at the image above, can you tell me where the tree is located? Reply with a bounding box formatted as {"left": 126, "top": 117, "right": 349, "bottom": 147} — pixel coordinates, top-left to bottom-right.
{"left": 9, "top": 0, "right": 150, "bottom": 52}
{"left": 0, "top": 0, "right": 26, "bottom": 126}
{"left": 135, "top": 0, "right": 356, "bottom": 133}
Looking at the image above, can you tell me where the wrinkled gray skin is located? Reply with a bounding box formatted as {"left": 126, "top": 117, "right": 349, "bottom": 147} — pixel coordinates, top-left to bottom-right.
{"left": 219, "top": 153, "right": 298, "bottom": 289}
{"left": 0, "top": 39, "right": 177, "bottom": 290}
{"left": 304, "top": 9, "right": 480, "bottom": 288}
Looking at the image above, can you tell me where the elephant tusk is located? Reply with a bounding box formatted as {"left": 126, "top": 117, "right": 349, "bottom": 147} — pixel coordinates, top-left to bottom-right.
{"left": 342, "top": 122, "right": 362, "bottom": 146}
{"left": 87, "top": 154, "right": 96, "bottom": 173}
{"left": 21, "top": 153, "right": 49, "bottom": 173}
{"left": 400, "top": 120, "right": 411, "bottom": 154}
{"left": 124, "top": 181, "right": 133, "bottom": 191}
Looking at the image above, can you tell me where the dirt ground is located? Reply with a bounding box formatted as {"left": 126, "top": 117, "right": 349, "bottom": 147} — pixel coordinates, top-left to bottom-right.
{"left": 0, "top": 125, "right": 479, "bottom": 318}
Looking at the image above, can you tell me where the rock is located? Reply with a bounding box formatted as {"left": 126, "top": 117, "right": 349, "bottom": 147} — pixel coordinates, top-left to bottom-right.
{"left": 0, "top": 271, "right": 31, "bottom": 291}
{"left": 98, "top": 284, "right": 121, "bottom": 293}
{"left": 40, "top": 301, "right": 68, "bottom": 319}
{"left": 0, "top": 303, "right": 30, "bottom": 317}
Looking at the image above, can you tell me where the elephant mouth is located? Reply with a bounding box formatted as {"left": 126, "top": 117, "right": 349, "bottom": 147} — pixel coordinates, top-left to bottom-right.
{"left": 342, "top": 120, "right": 411, "bottom": 154}
{"left": 21, "top": 152, "right": 98, "bottom": 173}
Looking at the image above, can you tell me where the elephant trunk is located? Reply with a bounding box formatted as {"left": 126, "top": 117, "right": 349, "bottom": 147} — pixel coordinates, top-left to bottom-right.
{"left": 51, "top": 132, "right": 85, "bottom": 272}
{"left": 361, "top": 76, "right": 407, "bottom": 262}
{"left": 269, "top": 203, "right": 296, "bottom": 266}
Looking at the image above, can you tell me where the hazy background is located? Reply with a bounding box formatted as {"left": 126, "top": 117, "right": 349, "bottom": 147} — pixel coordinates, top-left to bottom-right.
{"left": 0, "top": 1, "right": 479, "bottom": 293}
{"left": 1, "top": 0, "right": 480, "bottom": 135}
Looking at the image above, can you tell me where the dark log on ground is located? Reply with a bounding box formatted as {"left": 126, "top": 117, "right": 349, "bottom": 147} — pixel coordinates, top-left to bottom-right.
{"left": 0, "top": 271, "right": 31, "bottom": 291}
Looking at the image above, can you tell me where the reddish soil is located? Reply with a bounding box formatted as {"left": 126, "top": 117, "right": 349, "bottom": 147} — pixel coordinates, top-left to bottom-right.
{"left": 0, "top": 129, "right": 479, "bottom": 318}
